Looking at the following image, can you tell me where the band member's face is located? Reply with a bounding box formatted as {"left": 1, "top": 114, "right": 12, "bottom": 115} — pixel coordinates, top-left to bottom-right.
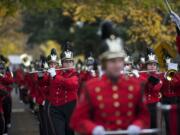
{"left": 124, "top": 63, "right": 132, "bottom": 71}
{"left": 49, "top": 62, "right": 57, "bottom": 68}
{"left": 147, "top": 63, "right": 157, "bottom": 71}
{"left": 105, "top": 57, "right": 124, "bottom": 77}
{"left": 62, "top": 60, "right": 74, "bottom": 68}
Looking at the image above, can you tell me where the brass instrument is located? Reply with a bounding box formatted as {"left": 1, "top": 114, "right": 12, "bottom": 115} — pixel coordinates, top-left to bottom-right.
{"left": 20, "top": 54, "right": 32, "bottom": 67}
{"left": 165, "top": 69, "right": 177, "bottom": 81}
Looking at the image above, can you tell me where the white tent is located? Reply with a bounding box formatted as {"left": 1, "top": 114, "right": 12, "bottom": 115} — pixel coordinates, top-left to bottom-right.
{"left": 8, "top": 55, "right": 22, "bottom": 65}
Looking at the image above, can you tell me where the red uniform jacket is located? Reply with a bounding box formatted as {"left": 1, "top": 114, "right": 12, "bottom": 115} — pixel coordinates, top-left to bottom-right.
{"left": 36, "top": 72, "right": 49, "bottom": 105}
{"left": 161, "top": 72, "right": 180, "bottom": 98}
{"left": 79, "top": 70, "right": 97, "bottom": 95}
{"left": 0, "top": 84, "right": 8, "bottom": 112}
{"left": 15, "top": 68, "right": 24, "bottom": 87}
{"left": 141, "top": 72, "right": 163, "bottom": 104}
{"left": 27, "top": 73, "right": 38, "bottom": 99}
{"left": 0, "top": 72, "right": 14, "bottom": 97}
{"left": 48, "top": 69, "right": 79, "bottom": 106}
{"left": 70, "top": 74, "right": 150, "bottom": 135}
{"left": 79, "top": 70, "right": 96, "bottom": 83}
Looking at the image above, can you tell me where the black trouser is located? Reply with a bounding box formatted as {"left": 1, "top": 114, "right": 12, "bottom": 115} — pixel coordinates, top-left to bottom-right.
{"left": 44, "top": 100, "right": 54, "bottom": 135}
{"left": 19, "top": 87, "right": 28, "bottom": 104}
{"left": 147, "top": 103, "right": 157, "bottom": 129}
{"left": 48, "top": 100, "right": 76, "bottom": 135}
{"left": 19, "top": 87, "right": 23, "bottom": 101}
{"left": 29, "top": 97, "right": 35, "bottom": 111}
{"left": 38, "top": 105, "right": 47, "bottom": 135}
{"left": 176, "top": 97, "right": 180, "bottom": 135}
{"left": 0, "top": 113, "right": 5, "bottom": 135}
{"left": 161, "top": 97, "right": 177, "bottom": 135}
{"left": 2, "top": 96, "right": 12, "bottom": 133}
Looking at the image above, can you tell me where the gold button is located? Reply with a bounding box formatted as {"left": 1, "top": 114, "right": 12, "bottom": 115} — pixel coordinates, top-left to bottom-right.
{"left": 113, "top": 101, "right": 120, "bottom": 108}
{"left": 115, "top": 111, "right": 121, "bottom": 116}
{"left": 112, "top": 93, "right": 119, "bottom": 99}
{"left": 97, "top": 95, "right": 103, "bottom": 101}
{"left": 116, "top": 120, "right": 122, "bottom": 125}
{"left": 99, "top": 103, "right": 105, "bottom": 109}
{"left": 128, "top": 85, "right": 134, "bottom": 91}
{"left": 127, "top": 111, "right": 132, "bottom": 116}
{"left": 95, "top": 87, "right": 101, "bottom": 93}
{"left": 112, "top": 85, "right": 118, "bottom": 91}
{"left": 101, "top": 112, "right": 107, "bottom": 118}
{"left": 128, "top": 102, "right": 133, "bottom": 108}
{"left": 128, "top": 94, "right": 134, "bottom": 99}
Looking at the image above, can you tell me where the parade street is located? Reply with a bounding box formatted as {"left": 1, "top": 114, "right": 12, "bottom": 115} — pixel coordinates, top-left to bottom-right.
{"left": 8, "top": 90, "right": 39, "bottom": 135}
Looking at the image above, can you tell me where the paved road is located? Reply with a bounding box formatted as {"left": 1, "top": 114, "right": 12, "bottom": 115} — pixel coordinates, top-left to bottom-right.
{"left": 8, "top": 90, "right": 39, "bottom": 135}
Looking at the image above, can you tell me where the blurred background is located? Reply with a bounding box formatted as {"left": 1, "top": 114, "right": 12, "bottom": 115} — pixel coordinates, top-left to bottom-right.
{"left": 0, "top": 0, "right": 180, "bottom": 65}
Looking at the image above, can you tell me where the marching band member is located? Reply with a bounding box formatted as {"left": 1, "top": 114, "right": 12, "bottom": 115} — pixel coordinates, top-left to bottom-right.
{"left": 137, "top": 55, "right": 146, "bottom": 71}
{"left": 0, "top": 84, "right": 8, "bottom": 135}
{"left": 76, "top": 59, "right": 83, "bottom": 74}
{"left": 79, "top": 53, "right": 97, "bottom": 95}
{"left": 70, "top": 21, "right": 150, "bottom": 135}
{"left": 0, "top": 55, "right": 14, "bottom": 135}
{"left": 124, "top": 56, "right": 140, "bottom": 78}
{"left": 161, "top": 12, "right": 180, "bottom": 135}
{"left": 34, "top": 55, "right": 49, "bottom": 135}
{"left": 141, "top": 50, "right": 162, "bottom": 130}
{"left": 47, "top": 44, "right": 79, "bottom": 135}
{"left": 45, "top": 48, "right": 60, "bottom": 135}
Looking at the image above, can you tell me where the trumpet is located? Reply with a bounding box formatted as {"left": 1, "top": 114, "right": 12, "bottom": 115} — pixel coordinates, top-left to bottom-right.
{"left": 165, "top": 69, "right": 177, "bottom": 81}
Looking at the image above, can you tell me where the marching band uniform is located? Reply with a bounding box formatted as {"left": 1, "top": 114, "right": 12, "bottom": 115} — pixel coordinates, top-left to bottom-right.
{"left": 14, "top": 67, "right": 25, "bottom": 102}
{"left": 37, "top": 71, "right": 50, "bottom": 135}
{"left": 70, "top": 74, "right": 150, "bottom": 135}
{"left": 79, "top": 55, "right": 97, "bottom": 95}
{"left": 0, "top": 84, "right": 8, "bottom": 135}
{"left": 140, "top": 52, "right": 163, "bottom": 129}
{"left": 1, "top": 71, "right": 14, "bottom": 134}
{"left": 47, "top": 46, "right": 78, "bottom": 135}
{"left": 32, "top": 56, "right": 49, "bottom": 135}
{"left": 0, "top": 56, "right": 14, "bottom": 135}
{"left": 70, "top": 21, "right": 150, "bottom": 135}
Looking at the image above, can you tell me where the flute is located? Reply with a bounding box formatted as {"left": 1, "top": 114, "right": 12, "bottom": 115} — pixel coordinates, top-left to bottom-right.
{"left": 29, "top": 67, "right": 75, "bottom": 74}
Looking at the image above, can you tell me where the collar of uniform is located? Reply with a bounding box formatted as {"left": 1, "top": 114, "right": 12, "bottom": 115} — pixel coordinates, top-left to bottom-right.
{"left": 101, "top": 74, "right": 121, "bottom": 85}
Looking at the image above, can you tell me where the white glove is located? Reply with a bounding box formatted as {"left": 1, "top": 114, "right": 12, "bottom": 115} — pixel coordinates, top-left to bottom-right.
{"left": 42, "top": 100, "right": 45, "bottom": 106}
{"left": 33, "top": 97, "right": 36, "bottom": 103}
{"left": 127, "top": 125, "right": 141, "bottom": 135}
{"left": 48, "top": 68, "right": 56, "bottom": 77}
{"left": 38, "top": 72, "right": 43, "bottom": 78}
{"left": 170, "top": 11, "right": 180, "bottom": 30}
{"left": 132, "top": 70, "right": 140, "bottom": 78}
{"left": 90, "top": 70, "right": 96, "bottom": 77}
{"left": 124, "top": 65, "right": 131, "bottom": 71}
{"left": 92, "top": 126, "right": 105, "bottom": 135}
